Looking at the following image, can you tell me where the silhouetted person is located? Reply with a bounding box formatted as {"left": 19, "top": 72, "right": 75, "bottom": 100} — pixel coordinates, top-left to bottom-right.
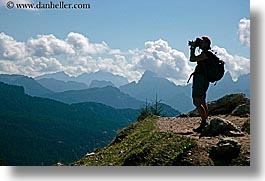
{"left": 189, "top": 36, "right": 211, "bottom": 132}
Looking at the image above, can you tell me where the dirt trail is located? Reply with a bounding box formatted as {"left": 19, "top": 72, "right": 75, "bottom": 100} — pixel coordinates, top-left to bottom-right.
{"left": 156, "top": 115, "right": 250, "bottom": 165}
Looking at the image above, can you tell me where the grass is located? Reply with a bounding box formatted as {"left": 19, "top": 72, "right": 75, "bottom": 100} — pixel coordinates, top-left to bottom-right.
{"left": 75, "top": 116, "right": 196, "bottom": 166}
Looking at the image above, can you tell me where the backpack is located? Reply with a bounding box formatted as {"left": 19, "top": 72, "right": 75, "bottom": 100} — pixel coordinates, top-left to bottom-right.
{"left": 204, "top": 50, "right": 225, "bottom": 83}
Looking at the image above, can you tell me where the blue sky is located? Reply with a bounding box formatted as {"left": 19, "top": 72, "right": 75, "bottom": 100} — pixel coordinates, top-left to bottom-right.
{"left": 0, "top": 0, "right": 250, "bottom": 84}
{"left": 0, "top": 0, "right": 250, "bottom": 55}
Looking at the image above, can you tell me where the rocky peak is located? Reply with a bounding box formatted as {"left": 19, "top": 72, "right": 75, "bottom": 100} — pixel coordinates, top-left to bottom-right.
{"left": 139, "top": 70, "right": 158, "bottom": 82}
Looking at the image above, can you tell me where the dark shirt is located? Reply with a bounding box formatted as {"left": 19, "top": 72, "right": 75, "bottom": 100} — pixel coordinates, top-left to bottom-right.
{"left": 194, "top": 50, "right": 213, "bottom": 75}
{"left": 194, "top": 58, "right": 207, "bottom": 75}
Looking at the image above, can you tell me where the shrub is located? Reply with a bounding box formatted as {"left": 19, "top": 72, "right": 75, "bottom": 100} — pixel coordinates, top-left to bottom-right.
{"left": 137, "top": 95, "right": 163, "bottom": 121}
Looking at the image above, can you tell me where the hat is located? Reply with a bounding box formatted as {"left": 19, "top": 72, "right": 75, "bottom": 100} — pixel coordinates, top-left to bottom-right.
{"left": 201, "top": 36, "right": 211, "bottom": 50}
{"left": 201, "top": 36, "right": 211, "bottom": 46}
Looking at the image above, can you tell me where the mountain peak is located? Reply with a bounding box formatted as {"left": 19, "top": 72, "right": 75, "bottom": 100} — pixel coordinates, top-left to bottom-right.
{"left": 138, "top": 70, "right": 158, "bottom": 83}
{"left": 142, "top": 70, "right": 157, "bottom": 78}
{"left": 76, "top": 71, "right": 128, "bottom": 87}
{"left": 89, "top": 80, "right": 115, "bottom": 88}
{"left": 35, "top": 71, "right": 71, "bottom": 81}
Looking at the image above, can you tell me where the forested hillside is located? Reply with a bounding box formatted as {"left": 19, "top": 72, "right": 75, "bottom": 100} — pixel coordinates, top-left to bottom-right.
{"left": 0, "top": 82, "right": 139, "bottom": 165}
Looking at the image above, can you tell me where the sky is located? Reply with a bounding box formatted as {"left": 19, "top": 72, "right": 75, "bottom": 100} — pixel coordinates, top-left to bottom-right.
{"left": 0, "top": 0, "right": 250, "bottom": 85}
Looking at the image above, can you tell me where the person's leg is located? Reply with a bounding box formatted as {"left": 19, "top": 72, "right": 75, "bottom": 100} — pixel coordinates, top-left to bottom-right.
{"left": 192, "top": 73, "right": 209, "bottom": 132}
{"left": 202, "top": 99, "right": 208, "bottom": 119}
{"left": 193, "top": 97, "right": 208, "bottom": 120}
{"left": 192, "top": 97, "right": 208, "bottom": 132}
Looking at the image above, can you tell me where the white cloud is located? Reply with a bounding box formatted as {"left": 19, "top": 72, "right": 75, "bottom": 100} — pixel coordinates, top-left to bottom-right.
{"left": 27, "top": 34, "right": 75, "bottom": 56}
{"left": 0, "top": 32, "right": 250, "bottom": 84}
{"left": 238, "top": 18, "right": 250, "bottom": 47}
{"left": 0, "top": 32, "right": 26, "bottom": 60}
{"left": 131, "top": 39, "right": 192, "bottom": 85}
{"left": 66, "top": 32, "right": 109, "bottom": 55}
{"left": 0, "top": 57, "right": 63, "bottom": 77}
{"left": 0, "top": 60, "right": 20, "bottom": 74}
{"left": 212, "top": 46, "right": 250, "bottom": 81}
{"left": 20, "top": 57, "right": 63, "bottom": 73}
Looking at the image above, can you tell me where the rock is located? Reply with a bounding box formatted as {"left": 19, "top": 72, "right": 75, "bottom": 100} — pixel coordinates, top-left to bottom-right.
{"left": 56, "top": 162, "right": 64, "bottom": 166}
{"left": 209, "top": 138, "right": 241, "bottom": 164}
{"left": 174, "top": 146, "right": 214, "bottom": 166}
{"left": 86, "top": 152, "right": 95, "bottom": 157}
{"left": 231, "top": 103, "right": 250, "bottom": 117}
{"left": 186, "top": 94, "right": 249, "bottom": 117}
{"left": 201, "top": 117, "right": 244, "bottom": 137}
{"left": 207, "top": 94, "right": 249, "bottom": 115}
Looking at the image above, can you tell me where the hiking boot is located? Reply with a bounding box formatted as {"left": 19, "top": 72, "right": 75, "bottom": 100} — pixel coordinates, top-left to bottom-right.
{"left": 193, "top": 120, "right": 208, "bottom": 133}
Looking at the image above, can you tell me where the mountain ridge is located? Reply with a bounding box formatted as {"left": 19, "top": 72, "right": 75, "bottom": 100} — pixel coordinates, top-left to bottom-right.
{"left": 1, "top": 70, "right": 249, "bottom": 113}
{"left": 43, "top": 86, "right": 145, "bottom": 109}
{"left": 37, "top": 78, "right": 89, "bottom": 92}
{"left": 0, "top": 82, "right": 139, "bottom": 166}
{"left": 89, "top": 79, "right": 115, "bottom": 88}
{"left": 36, "top": 70, "right": 129, "bottom": 87}
{"left": 120, "top": 70, "right": 250, "bottom": 113}
{"left": 0, "top": 74, "right": 53, "bottom": 96}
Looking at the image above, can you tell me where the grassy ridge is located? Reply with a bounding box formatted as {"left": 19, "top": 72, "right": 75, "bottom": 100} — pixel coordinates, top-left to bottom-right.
{"left": 75, "top": 116, "right": 196, "bottom": 166}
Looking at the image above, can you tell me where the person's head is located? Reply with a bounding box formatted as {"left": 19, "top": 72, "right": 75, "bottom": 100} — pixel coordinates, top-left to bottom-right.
{"left": 198, "top": 36, "right": 211, "bottom": 51}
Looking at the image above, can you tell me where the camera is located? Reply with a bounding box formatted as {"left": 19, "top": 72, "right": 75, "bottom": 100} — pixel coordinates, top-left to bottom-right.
{"left": 188, "top": 38, "right": 201, "bottom": 48}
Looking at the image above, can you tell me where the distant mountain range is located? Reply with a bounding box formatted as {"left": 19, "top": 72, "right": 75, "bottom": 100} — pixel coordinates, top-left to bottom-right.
{"left": 0, "top": 74, "right": 53, "bottom": 96}
{"left": 120, "top": 70, "right": 193, "bottom": 113}
{"left": 37, "top": 78, "right": 89, "bottom": 92}
{"left": 76, "top": 70, "right": 128, "bottom": 87}
{"left": 43, "top": 86, "right": 145, "bottom": 109}
{"left": 1, "top": 69, "right": 249, "bottom": 113}
{"left": 0, "top": 72, "right": 180, "bottom": 115}
{"left": 89, "top": 80, "right": 115, "bottom": 88}
{"left": 42, "top": 86, "right": 180, "bottom": 116}
{"left": 0, "top": 82, "right": 139, "bottom": 165}
{"left": 35, "top": 71, "right": 71, "bottom": 82}
{"left": 35, "top": 70, "right": 129, "bottom": 87}
{"left": 208, "top": 72, "right": 250, "bottom": 100}
{"left": 120, "top": 70, "right": 250, "bottom": 113}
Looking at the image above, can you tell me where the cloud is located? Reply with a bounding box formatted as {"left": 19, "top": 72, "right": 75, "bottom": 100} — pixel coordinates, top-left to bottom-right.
{"left": 27, "top": 34, "right": 75, "bottom": 56}
{"left": 0, "top": 57, "right": 63, "bottom": 77}
{"left": 0, "top": 32, "right": 26, "bottom": 60}
{"left": 19, "top": 57, "right": 63, "bottom": 73}
{"left": 66, "top": 32, "right": 110, "bottom": 55}
{"left": 0, "top": 32, "right": 250, "bottom": 84}
{"left": 212, "top": 46, "right": 250, "bottom": 81}
{"left": 0, "top": 60, "right": 20, "bottom": 74}
{"left": 131, "top": 39, "right": 192, "bottom": 84}
{"left": 238, "top": 18, "right": 250, "bottom": 47}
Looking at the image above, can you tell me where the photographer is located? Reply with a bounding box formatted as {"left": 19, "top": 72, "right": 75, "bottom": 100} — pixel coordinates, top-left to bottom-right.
{"left": 188, "top": 36, "right": 211, "bottom": 132}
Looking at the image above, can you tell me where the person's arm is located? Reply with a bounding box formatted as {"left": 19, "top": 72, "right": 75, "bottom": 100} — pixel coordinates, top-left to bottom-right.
{"left": 190, "top": 48, "right": 208, "bottom": 62}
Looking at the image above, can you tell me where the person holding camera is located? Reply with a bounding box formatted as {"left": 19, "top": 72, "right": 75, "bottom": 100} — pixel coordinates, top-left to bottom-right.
{"left": 188, "top": 36, "right": 211, "bottom": 132}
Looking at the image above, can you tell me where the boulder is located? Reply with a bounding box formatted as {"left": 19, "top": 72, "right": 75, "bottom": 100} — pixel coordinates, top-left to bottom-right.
{"left": 231, "top": 103, "right": 250, "bottom": 117}
{"left": 209, "top": 138, "right": 241, "bottom": 163}
{"left": 207, "top": 93, "right": 248, "bottom": 115}
{"left": 201, "top": 117, "right": 244, "bottom": 137}
{"left": 185, "top": 94, "right": 249, "bottom": 117}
